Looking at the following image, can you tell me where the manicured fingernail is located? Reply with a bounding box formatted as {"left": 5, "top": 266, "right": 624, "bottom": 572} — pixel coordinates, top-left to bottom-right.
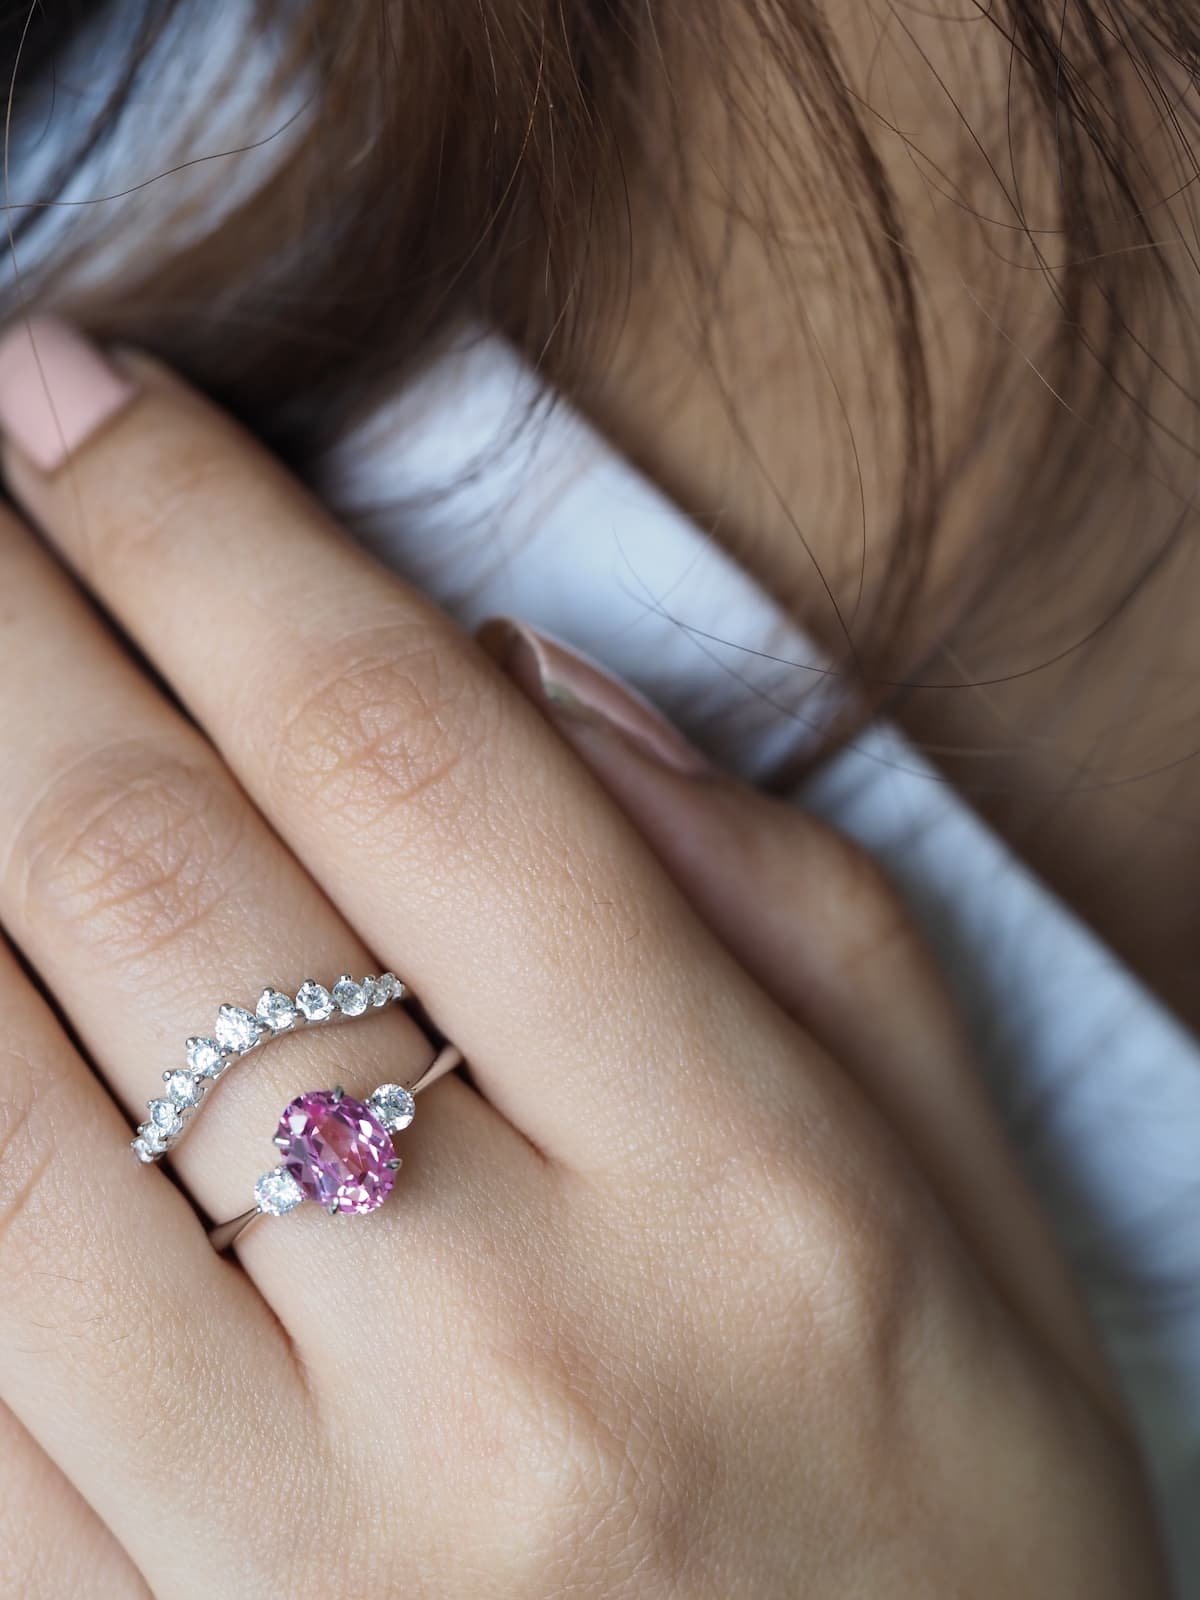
{"left": 0, "top": 317, "right": 138, "bottom": 472}
{"left": 477, "top": 617, "right": 713, "bottom": 776}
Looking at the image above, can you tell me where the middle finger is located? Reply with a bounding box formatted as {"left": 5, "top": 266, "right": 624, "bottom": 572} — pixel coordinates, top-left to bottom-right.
{"left": 0, "top": 500, "right": 527, "bottom": 1354}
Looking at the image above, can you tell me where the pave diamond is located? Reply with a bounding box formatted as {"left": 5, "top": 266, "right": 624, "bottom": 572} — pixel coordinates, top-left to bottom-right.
{"left": 367, "top": 1083, "right": 416, "bottom": 1133}
{"left": 164, "top": 1069, "right": 201, "bottom": 1108}
{"left": 295, "top": 981, "right": 334, "bottom": 1022}
{"left": 332, "top": 977, "right": 367, "bottom": 1017}
{"left": 148, "top": 1098, "right": 183, "bottom": 1136}
{"left": 255, "top": 1166, "right": 305, "bottom": 1216}
{"left": 256, "top": 988, "right": 298, "bottom": 1032}
{"left": 186, "top": 1036, "right": 224, "bottom": 1078}
{"left": 215, "top": 1004, "right": 262, "bottom": 1054}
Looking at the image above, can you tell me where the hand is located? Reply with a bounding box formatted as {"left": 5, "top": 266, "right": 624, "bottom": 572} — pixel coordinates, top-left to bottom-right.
{"left": 0, "top": 320, "right": 1165, "bottom": 1597}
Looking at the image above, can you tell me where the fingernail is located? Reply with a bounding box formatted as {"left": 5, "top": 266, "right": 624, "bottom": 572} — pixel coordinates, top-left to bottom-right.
{"left": 0, "top": 317, "right": 138, "bottom": 472}
{"left": 477, "top": 618, "right": 713, "bottom": 776}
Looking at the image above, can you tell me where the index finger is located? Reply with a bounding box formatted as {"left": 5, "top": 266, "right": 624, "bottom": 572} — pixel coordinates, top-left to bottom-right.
{"left": 0, "top": 318, "right": 815, "bottom": 1172}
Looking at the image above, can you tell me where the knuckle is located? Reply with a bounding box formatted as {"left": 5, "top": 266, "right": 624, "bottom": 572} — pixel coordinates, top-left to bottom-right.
{"left": 486, "top": 1349, "right": 692, "bottom": 1593}
{"left": 15, "top": 738, "right": 247, "bottom": 969}
{"left": 265, "top": 624, "right": 487, "bottom": 842}
{"left": 0, "top": 1049, "right": 67, "bottom": 1268}
{"left": 717, "top": 1138, "right": 910, "bottom": 1355}
{"left": 467, "top": 1258, "right": 703, "bottom": 1596}
{"left": 795, "top": 1173, "right": 910, "bottom": 1350}
{"left": 79, "top": 435, "right": 229, "bottom": 577}
{"left": 815, "top": 828, "right": 914, "bottom": 970}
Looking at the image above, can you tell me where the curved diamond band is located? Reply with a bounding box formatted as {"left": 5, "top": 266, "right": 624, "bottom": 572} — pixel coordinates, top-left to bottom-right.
{"left": 130, "top": 973, "right": 411, "bottom": 1164}
{"left": 208, "top": 1044, "right": 461, "bottom": 1252}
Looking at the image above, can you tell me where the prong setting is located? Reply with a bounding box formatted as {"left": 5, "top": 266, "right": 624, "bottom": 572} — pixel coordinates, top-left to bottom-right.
{"left": 131, "top": 974, "right": 410, "bottom": 1162}
{"left": 209, "top": 1045, "right": 463, "bottom": 1250}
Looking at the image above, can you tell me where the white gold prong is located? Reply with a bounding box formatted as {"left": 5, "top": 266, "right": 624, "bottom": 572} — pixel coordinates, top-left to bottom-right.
{"left": 332, "top": 1085, "right": 344, "bottom": 1102}
{"left": 274, "top": 1134, "right": 290, "bottom": 1147}
{"left": 327, "top": 1199, "right": 340, "bottom": 1216}
{"left": 386, "top": 1158, "right": 402, "bottom": 1170}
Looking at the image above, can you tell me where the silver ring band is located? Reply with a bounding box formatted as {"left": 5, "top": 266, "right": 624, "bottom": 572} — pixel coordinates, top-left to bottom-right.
{"left": 130, "top": 973, "right": 411, "bottom": 1163}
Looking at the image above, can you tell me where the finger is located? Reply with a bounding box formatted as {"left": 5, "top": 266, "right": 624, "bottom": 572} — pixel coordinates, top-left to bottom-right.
{"left": 0, "top": 935, "right": 309, "bottom": 1596}
{"left": 480, "top": 619, "right": 1116, "bottom": 1403}
{"left": 0, "top": 318, "right": 825, "bottom": 1174}
{"left": 0, "top": 493, "right": 529, "bottom": 1359}
{"left": 0, "top": 1405, "right": 150, "bottom": 1599}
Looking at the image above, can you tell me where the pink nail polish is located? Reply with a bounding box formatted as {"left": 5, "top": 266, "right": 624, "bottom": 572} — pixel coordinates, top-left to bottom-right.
{"left": 478, "top": 618, "right": 713, "bottom": 777}
{"left": 0, "top": 317, "right": 138, "bottom": 472}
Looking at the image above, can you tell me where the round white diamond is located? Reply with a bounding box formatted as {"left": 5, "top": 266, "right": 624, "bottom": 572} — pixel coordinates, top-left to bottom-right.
{"left": 368, "top": 1083, "right": 416, "bottom": 1133}
{"left": 332, "top": 977, "right": 367, "bottom": 1017}
{"left": 148, "top": 1098, "right": 183, "bottom": 1135}
{"left": 257, "top": 988, "right": 298, "bottom": 1032}
{"left": 164, "top": 1069, "right": 201, "bottom": 1108}
{"left": 215, "top": 1004, "right": 262, "bottom": 1054}
{"left": 131, "top": 1136, "right": 157, "bottom": 1163}
{"left": 140, "top": 1120, "right": 169, "bottom": 1152}
{"left": 376, "top": 972, "right": 403, "bottom": 1003}
{"left": 186, "top": 1036, "right": 224, "bottom": 1078}
{"left": 361, "top": 977, "right": 382, "bottom": 1007}
{"left": 255, "top": 1167, "right": 304, "bottom": 1216}
{"left": 295, "top": 981, "right": 334, "bottom": 1022}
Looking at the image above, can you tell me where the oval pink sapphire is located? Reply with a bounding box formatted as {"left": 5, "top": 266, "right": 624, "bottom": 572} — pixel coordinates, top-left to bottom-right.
{"left": 277, "top": 1091, "right": 397, "bottom": 1215}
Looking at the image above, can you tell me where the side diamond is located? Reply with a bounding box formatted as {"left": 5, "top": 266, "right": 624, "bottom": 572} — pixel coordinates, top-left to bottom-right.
{"left": 186, "top": 1036, "right": 224, "bottom": 1078}
{"left": 255, "top": 1167, "right": 304, "bottom": 1216}
{"left": 295, "top": 981, "right": 334, "bottom": 1022}
{"left": 376, "top": 972, "right": 403, "bottom": 1003}
{"left": 215, "top": 1004, "right": 263, "bottom": 1054}
{"left": 164, "top": 1069, "right": 201, "bottom": 1108}
{"left": 332, "top": 977, "right": 367, "bottom": 1017}
{"left": 257, "top": 988, "right": 298, "bottom": 1032}
{"left": 140, "top": 1120, "right": 170, "bottom": 1153}
{"left": 131, "top": 1136, "right": 158, "bottom": 1163}
{"left": 368, "top": 1083, "right": 416, "bottom": 1133}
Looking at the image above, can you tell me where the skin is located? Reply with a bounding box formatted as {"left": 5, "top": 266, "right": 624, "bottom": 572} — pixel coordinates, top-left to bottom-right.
{"left": 0, "top": 346, "right": 1167, "bottom": 1593}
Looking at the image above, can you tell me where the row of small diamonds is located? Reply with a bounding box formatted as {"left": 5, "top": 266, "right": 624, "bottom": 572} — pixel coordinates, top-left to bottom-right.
{"left": 131, "top": 974, "right": 406, "bottom": 1163}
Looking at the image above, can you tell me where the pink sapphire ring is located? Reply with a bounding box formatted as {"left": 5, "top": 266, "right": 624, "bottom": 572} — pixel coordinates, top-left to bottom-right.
{"left": 208, "top": 1042, "right": 462, "bottom": 1252}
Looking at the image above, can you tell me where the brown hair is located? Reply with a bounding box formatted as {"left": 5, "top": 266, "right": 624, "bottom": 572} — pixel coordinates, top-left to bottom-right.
{"left": 5, "top": 1, "right": 1198, "bottom": 719}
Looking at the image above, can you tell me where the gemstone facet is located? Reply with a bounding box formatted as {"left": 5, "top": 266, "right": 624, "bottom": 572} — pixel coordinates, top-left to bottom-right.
{"left": 276, "top": 1091, "right": 397, "bottom": 1215}
{"left": 215, "top": 1005, "right": 262, "bottom": 1054}
{"left": 140, "top": 1120, "right": 170, "bottom": 1152}
{"left": 186, "top": 1036, "right": 224, "bottom": 1078}
{"left": 148, "top": 1098, "right": 183, "bottom": 1135}
{"left": 368, "top": 1083, "right": 416, "bottom": 1133}
{"left": 255, "top": 1166, "right": 305, "bottom": 1216}
{"left": 257, "top": 988, "right": 298, "bottom": 1033}
{"left": 295, "top": 981, "right": 334, "bottom": 1022}
{"left": 331, "top": 977, "right": 367, "bottom": 1017}
{"left": 164, "top": 1069, "right": 201, "bottom": 1108}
